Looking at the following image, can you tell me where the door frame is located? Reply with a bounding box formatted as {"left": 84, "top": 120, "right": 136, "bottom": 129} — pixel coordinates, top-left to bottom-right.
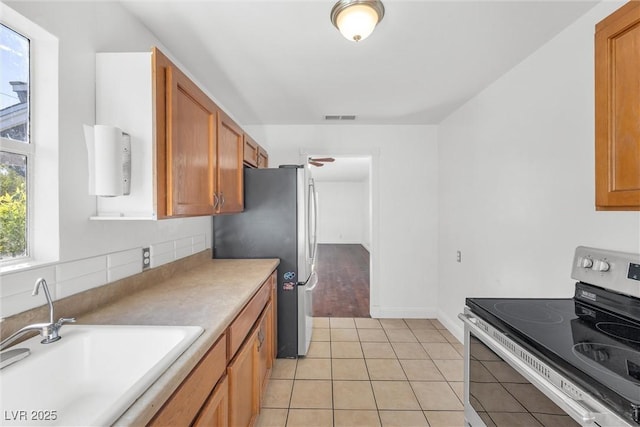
{"left": 300, "top": 149, "right": 379, "bottom": 316}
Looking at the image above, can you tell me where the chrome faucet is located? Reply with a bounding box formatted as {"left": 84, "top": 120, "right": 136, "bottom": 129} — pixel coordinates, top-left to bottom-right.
{"left": 0, "top": 278, "right": 76, "bottom": 351}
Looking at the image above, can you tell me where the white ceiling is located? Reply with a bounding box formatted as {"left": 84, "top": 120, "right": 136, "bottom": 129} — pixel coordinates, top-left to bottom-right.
{"left": 120, "top": 0, "right": 598, "bottom": 126}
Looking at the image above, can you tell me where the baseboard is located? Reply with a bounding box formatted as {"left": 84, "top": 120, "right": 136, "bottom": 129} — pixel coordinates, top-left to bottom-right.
{"left": 437, "top": 308, "right": 465, "bottom": 343}
{"left": 370, "top": 305, "right": 438, "bottom": 319}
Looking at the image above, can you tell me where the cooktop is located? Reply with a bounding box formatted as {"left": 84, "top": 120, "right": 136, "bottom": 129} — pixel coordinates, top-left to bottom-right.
{"left": 467, "top": 282, "right": 640, "bottom": 423}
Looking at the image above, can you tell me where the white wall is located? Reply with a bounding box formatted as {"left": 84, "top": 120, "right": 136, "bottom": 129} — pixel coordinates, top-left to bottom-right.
{"left": 245, "top": 124, "right": 439, "bottom": 318}
{"left": 437, "top": 1, "right": 640, "bottom": 340}
{"left": 1, "top": 2, "right": 212, "bottom": 317}
{"left": 315, "top": 181, "right": 368, "bottom": 245}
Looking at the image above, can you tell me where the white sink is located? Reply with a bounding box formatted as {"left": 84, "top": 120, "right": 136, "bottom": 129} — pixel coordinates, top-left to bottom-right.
{"left": 0, "top": 324, "right": 203, "bottom": 426}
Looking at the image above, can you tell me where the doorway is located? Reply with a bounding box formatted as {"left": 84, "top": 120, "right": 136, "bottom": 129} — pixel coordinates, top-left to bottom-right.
{"left": 308, "top": 155, "right": 372, "bottom": 318}
{"left": 313, "top": 243, "right": 370, "bottom": 317}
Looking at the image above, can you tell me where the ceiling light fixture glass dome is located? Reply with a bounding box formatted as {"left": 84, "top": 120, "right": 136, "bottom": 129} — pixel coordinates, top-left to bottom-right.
{"left": 330, "top": 0, "right": 385, "bottom": 42}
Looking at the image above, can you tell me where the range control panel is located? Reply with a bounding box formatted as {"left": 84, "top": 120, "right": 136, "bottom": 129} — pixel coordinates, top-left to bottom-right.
{"left": 572, "top": 246, "right": 640, "bottom": 299}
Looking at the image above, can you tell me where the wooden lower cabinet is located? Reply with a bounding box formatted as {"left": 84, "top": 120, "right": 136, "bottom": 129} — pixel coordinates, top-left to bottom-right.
{"left": 149, "top": 271, "right": 277, "bottom": 427}
{"left": 148, "top": 335, "right": 226, "bottom": 426}
{"left": 228, "top": 286, "right": 276, "bottom": 426}
{"left": 270, "top": 273, "right": 277, "bottom": 360}
{"left": 256, "top": 302, "right": 273, "bottom": 402}
{"left": 228, "top": 328, "right": 259, "bottom": 427}
{"left": 193, "top": 376, "right": 228, "bottom": 427}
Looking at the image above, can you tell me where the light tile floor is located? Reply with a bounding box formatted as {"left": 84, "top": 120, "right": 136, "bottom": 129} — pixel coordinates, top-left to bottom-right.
{"left": 257, "top": 317, "right": 465, "bottom": 427}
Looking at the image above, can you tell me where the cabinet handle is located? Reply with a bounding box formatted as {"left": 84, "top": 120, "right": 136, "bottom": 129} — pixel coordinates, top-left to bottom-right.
{"left": 213, "top": 192, "right": 220, "bottom": 209}
{"left": 220, "top": 192, "right": 225, "bottom": 209}
{"left": 257, "top": 329, "right": 265, "bottom": 350}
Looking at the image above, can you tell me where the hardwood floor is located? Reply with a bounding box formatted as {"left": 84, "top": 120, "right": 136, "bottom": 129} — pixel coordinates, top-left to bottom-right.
{"left": 312, "top": 244, "right": 370, "bottom": 318}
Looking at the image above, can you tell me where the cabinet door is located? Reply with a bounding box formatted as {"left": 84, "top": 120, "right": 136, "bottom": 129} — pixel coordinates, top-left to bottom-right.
{"left": 193, "top": 376, "right": 228, "bottom": 427}
{"left": 149, "top": 335, "right": 227, "bottom": 426}
{"left": 257, "top": 147, "right": 269, "bottom": 169}
{"left": 269, "top": 273, "right": 277, "bottom": 360}
{"left": 228, "top": 329, "right": 258, "bottom": 427}
{"left": 217, "top": 111, "right": 244, "bottom": 214}
{"left": 243, "top": 134, "right": 259, "bottom": 168}
{"left": 153, "top": 47, "right": 170, "bottom": 218}
{"left": 256, "top": 303, "right": 271, "bottom": 403}
{"left": 595, "top": 1, "right": 640, "bottom": 210}
{"left": 166, "top": 63, "right": 218, "bottom": 217}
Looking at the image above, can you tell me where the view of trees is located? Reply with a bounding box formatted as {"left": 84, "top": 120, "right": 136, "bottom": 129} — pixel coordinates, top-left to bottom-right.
{"left": 0, "top": 153, "right": 27, "bottom": 259}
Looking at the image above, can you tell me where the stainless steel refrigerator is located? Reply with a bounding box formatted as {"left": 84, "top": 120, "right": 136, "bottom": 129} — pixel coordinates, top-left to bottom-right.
{"left": 213, "top": 165, "right": 318, "bottom": 358}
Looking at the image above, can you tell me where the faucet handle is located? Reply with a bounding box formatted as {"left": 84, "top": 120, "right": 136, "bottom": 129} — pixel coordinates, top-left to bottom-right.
{"left": 41, "top": 317, "right": 76, "bottom": 344}
{"left": 56, "top": 317, "right": 76, "bottom": 326}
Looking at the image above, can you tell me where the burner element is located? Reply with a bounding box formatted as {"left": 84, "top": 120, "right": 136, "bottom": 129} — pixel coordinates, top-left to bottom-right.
{"left": 493, "top": 302, "right": 564, "bottom": 324}
{"left": 596, "top": 322, "right": 640, "bottom": 344}
{"left": 572, "top": 343, "right": 640, "bottom": 402}
{"left": 546, "top": 301, "right": 576, "bottom": 314}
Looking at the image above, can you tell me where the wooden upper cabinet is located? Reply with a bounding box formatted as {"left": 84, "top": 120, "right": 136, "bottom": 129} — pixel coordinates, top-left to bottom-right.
{"left": 595, "top": 1, "right": 640, "bottom": 210}
{"left": 257, "top": 147, "right": 269, "bottom": 169}
{"left": 243, "top": 134, "right": 259, "bottom": 168}
{"left": 95, "top": 47, "right": 262, "bottom": 219}
{"left": 153, "top": 48, "right": 217, "bottom": 217}
{"left": 217, "top": 111, "right": 244, "bottom": 214}
{"left": 243, "top": 133, "right": 269, "bottom": 169}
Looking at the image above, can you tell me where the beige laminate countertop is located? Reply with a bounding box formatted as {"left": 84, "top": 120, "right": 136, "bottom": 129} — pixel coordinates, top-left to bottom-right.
{"left": 79, "top": 258, "right": 279, "bottom": 426}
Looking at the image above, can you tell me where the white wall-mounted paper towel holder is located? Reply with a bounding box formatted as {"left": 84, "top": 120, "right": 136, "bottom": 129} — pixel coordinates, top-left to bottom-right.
{"left": 83, "top": 124, "right": 131, "bottom": 197}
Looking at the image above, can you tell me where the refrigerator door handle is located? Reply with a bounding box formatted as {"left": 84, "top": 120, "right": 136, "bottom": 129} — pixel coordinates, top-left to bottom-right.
{"left": 308, "top": 179, "right": 318, "bottom": 262}
{"left": 306, "top": 270, "right": 319, "bottom": 292}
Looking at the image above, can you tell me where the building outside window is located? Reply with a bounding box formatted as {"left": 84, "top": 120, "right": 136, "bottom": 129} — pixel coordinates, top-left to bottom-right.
{"left": 0, "top": 23, "right": 30, "bottom": 262}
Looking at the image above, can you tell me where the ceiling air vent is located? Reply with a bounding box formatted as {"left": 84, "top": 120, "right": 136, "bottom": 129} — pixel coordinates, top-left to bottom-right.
{"left": 324, "top": 115, "right": 357, "bottom": 121}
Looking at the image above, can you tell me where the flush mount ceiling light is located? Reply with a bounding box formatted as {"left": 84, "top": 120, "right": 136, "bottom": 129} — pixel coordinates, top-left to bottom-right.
{"left": 330, "top": 0, "right": 385, "bottom": 42}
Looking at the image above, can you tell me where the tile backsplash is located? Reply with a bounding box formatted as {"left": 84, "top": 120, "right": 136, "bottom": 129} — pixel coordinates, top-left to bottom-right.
{"left": 0, "top": 234, "right": 209, "bottom": 318}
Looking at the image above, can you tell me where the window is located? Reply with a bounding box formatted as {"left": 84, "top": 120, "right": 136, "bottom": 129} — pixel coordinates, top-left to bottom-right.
{"left": 0, "top": 23, "right": 30, "bottom": 261}
{"left": 0, "top": 3, "right": 58, "bottom": 271}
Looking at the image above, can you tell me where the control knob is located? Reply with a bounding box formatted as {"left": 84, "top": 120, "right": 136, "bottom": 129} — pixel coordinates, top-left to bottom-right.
{"left": 579, "top": 257, "right": 593, "bottom": 268}
{"left": 592, "top": 259, "right": 610, "bottom": 272}
{"left": 593, "top": 348, "right": 609, "bottom": 362}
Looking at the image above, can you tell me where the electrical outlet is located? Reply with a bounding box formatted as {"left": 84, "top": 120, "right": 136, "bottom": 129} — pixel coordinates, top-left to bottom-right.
{"left": 142, "top": 247, "right": 151, "bottom": 270}
{"left": 456, "top": 250, "right": 462, "bottom": 263}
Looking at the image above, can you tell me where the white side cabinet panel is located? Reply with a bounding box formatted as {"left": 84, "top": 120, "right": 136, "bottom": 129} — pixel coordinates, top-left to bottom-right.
{"left": 94, "top": 52, "right": 157, "bottom": 219}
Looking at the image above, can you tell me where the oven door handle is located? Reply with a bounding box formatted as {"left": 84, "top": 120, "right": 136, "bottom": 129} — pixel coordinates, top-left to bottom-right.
{"left": 458, "top": 313, "right": 599, "bottom": 425}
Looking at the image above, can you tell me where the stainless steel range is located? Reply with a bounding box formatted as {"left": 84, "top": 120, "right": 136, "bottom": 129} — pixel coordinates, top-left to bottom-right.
{"left": 459, "top": 246, "right": 640, "bottom": 426}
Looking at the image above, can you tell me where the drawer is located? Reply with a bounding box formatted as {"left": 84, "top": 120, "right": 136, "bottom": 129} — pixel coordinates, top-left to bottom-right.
{"left": 149, "top": 333, "right": 227, "bottom": 426}
{"left": 228, "top": 280, "right": 271, "bottom": 359}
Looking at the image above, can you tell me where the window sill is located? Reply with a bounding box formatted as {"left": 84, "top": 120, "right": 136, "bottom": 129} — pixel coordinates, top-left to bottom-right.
{"left": 0, "top": 258, "right": 56, "bottom": 275}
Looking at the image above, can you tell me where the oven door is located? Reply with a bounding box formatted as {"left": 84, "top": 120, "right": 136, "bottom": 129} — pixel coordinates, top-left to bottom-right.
{"left": 459, "top": 311, "right": 602, "bottom": 427}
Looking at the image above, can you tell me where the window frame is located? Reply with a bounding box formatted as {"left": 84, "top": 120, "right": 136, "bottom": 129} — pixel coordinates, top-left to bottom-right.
{"left": 0, "top": 3, "right": 59, "bottom": 272}
{"left": 0, "top": 23, "right": 33, "bottom": 264}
